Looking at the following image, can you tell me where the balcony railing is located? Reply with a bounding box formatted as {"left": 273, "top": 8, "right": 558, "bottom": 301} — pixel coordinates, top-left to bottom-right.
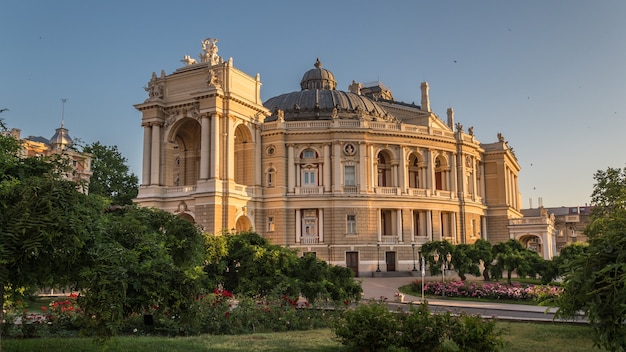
{"left": 375, "top": 187, "right": 401, "bottom": 195}
{"left": 295, "top": 186, "right": 324, "bottom": 195}
{"left": 300, "top": 236, "right": 319, "bottom": 245}
{"left": 381, "top": 235, "right": 398, "bottom": 244}
{"left": 164, "top": 185, "right": 197, "bottom": 194}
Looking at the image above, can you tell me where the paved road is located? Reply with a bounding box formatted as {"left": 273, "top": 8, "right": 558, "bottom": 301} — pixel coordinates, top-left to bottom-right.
{"left": 358, "top": 276, "right": 586, "bottom": 323}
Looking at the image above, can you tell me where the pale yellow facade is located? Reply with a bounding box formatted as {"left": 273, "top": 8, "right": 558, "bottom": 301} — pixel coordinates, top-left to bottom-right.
{"left": 134, "top": 40, "right": 523, "bottom": 276}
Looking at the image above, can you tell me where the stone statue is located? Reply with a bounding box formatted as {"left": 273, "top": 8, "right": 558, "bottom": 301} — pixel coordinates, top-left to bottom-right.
{"left": 200, "top": 38, "right": 221, "bottom": 66}
{"left": 468, "top": 126, "right": 474, "bottom": 136}
{"left": 497, "top": 132, "right": 505, "bottom": 142}
{"left": 181, "top": 55, "right": 197, "bottom": 66}
{"left": 144, "top": 72, "right": 163, "bottom": 101}
{"left": 207, "top": 68, "right": 221, "bottom": 87}
{"left": 349, "top": 80, "right": 362, "bottom": 95}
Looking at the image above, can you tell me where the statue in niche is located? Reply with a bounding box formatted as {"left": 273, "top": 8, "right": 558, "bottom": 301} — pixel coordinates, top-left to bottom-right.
{"left": 200, "top": 38, "right": 222, "bottom": 66}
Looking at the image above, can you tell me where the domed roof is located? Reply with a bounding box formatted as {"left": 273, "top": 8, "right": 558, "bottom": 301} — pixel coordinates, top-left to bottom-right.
{"left": 300, "top": 58, "right": 337, "bottom": 90}
{"left": 49, "top": 125, "right": 73, "bottom": 150}
{"left": 264, "top": 59, "right": 395, "bottom": 122}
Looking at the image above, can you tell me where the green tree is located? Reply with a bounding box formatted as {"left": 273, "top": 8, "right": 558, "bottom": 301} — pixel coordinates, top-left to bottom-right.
{"left": 78, "top": 206, "right": 206, "bottom": 338}
{"left": 471, "top": 239, "right": 494, "bottom": 281}
{"left": 420, "top": 241, "right": 455, "bottom": 277}
{"left": 451, "top": 243, "right": 481, "bottom": 281}
{"left": 0, "top": 120, "right": 107, "bottom": 347}
{"left": 490, "top": 239, "right": 539, "bottom": 285}
{"left": 83, "top": 142, "right": 138, "bottom": 205}
{"left": 204, "top": 232, "right": 362, "bottom": 303}
{"left": 556, "top": 167, "right": 626, "bottom": 351}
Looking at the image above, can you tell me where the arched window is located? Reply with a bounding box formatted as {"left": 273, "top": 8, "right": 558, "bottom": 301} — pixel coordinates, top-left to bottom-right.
{"left": 408, "top": 154, "right": 420, "bottom": 188}
{"left": 434, "top": 155, "right": 448, "bottom": 191}
{"left": 377, "top": 152, "right": 392, "bottom": 187}
{"left": 300, "top": 149, "right": 319, "bottom": 187}
{"left": 266, "top": 167, "right": 276, "bottom": 187}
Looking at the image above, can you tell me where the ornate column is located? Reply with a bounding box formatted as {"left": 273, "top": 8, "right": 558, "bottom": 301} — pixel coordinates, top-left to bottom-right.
{"left": 226, "top": 118, "right": 235, "bottom": 181}
{"left": 333, "top": 142, "right": 341, "bottom": 192}
{"left": 410, "top": 210, "right": 415, "bottom": 243}
{"left": 399, "top": 146, "right": 407, "bottom": 193}
{"left": 370, "top": 145, "right": 376, "bottom": 189}
{"left": 359, "top": 142, "right": 367, "bottom": 192}
{"left": 255, "top": 126, "right": 262, "bottom": 186}
{"left": 451, "top": 212, "right": 457, "bottom": 243}
{"left": 427, "top": 210, "right": 433, "bottom": 240}
{"left": 426, "top": 149, "right": 434, "bottom": 193}
{"left": 199, "top": 114, "right": 210, "bottom": 180}
{"left": 449, "top": 152, "right": 457, "bottom": 193}
{"left": 295, "top": 209, "right": 301, "bottom": 243}
{"left": 319, "top": 209, "right": 324, "bottom": 243}
{"left": 397, "top": 209, "right": 403, "bottom": 242}
{"left": 210, "top": 113, "right": 220, "bottom": 179}
{"left": 150, "top": 122, "right": 161, "bottom": 185}
{"left": 377, "top": 208, "right": 382, "bottom": 242}
{"left": 141, "top": 122, "right": 152, "bottom": 186}
{"left": 323, "top": 143, "right": 331, "bottom": 192}
{"left": 287, "top": 144, "right": 295, "bottom": 193}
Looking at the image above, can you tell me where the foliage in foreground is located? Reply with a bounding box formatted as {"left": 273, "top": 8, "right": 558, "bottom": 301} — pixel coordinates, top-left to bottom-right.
{"left": 556, "top": 167, "right": 626, "bottom": 352}
{"left": 2, "top": 291, "right": 341, "bottom": 339}
{"left": 334, "top": 301, "right": 505, "bottom": 352}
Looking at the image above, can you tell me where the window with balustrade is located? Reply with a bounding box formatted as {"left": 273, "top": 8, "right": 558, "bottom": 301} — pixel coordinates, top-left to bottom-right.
{"left": 301, "top": 209, "right": 319, "bottom": 244}
{"left": 300, "top": 149, "right": 319, "bottom": 188}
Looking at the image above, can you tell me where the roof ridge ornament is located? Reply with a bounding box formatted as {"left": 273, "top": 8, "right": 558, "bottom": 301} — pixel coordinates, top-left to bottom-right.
{"left": 314, "top": 57, "right": 322, "bottom": 69}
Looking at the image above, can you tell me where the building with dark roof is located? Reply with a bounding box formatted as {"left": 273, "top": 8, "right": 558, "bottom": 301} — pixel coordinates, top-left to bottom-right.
{"left": 134, "top": 39, "right": 528, "bottom": 276}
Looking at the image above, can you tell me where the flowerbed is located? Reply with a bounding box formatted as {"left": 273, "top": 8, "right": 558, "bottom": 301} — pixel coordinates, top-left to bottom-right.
{"left": 413, "top": 280, "right": 563, "bottom": 302}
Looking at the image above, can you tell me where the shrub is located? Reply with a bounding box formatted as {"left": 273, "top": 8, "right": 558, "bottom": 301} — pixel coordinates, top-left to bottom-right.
{"left": 448, "top": 313, "right": 505, "bottom": 352}
{"left": 397, "top": 303, "right": 449, "bottom": 351}
{"left": 333, "top": 300, "right": 401, "bottom": 351}
{"left": 335, "top": 301, "right": 506, "bottom": 352}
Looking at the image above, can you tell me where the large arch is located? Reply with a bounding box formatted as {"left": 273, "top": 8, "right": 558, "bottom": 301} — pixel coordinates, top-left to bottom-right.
{"left": 167, "top": 118, "right": 201, "bottom": 186}
{"left": 517, "top": 233, "right": 543, "bottom": 254}
{"left": 234, "top": 214, "right": 254, "bottom": 233}
{"left": 233, "top": 123, "right": 255, "bottom": 186}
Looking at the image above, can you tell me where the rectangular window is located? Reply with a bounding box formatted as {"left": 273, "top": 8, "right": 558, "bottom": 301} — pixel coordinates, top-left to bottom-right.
{"left": 267, "top": 216, "right": 275, "bottom": 232}
{"left": 345, "top": 165, "right": 355, "bottom": 186}
{"left": 304, "top": 171, "right": 316, "bottom": 186}
{"left": 347, "top": 215, "right": 357, "bottom": 234}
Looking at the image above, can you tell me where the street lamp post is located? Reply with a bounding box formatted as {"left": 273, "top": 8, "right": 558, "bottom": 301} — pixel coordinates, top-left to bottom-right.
{"left": 376, "top": 243, "right": 381, "bottom": 272}
{"left": 421, "top": 255, "right": 426, "bottom": 303}
{"left": 411, "top": 243, "right": 417, "bottom": 271}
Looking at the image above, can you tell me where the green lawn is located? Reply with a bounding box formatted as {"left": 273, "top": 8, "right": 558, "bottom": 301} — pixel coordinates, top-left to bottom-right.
{"left": 2, "top": 323, "right": 595, "bottom": 352}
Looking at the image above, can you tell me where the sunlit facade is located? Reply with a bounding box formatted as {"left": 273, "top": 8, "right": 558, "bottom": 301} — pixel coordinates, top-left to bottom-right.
{"left": 134, "top": 40, "right": 523, "bottom": 275}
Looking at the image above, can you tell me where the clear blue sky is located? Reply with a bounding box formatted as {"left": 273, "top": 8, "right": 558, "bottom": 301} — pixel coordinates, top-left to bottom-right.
{"left": 2, "top": 0, "right": 625, "bottom": 208}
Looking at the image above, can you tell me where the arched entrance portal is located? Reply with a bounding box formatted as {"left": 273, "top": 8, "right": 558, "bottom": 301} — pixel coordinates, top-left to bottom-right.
{"left": 234, "top": 216, "right": 253, "bottom": 233}
{"left": 518, "top": 234, "right": 542, "bottom": 254}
